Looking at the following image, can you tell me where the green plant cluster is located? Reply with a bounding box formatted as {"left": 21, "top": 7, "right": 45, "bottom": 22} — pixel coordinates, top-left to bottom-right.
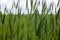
{"left": 0, "top": 0, "right": 60, "bottom": 40}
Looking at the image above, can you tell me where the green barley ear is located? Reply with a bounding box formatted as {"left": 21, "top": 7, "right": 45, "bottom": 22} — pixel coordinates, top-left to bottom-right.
{"left": 38, "top": 0, "right": 40, "bottom": 6}
{"left": 30, "top": 0, "right": 33, "bottom": 11}
{"left": 0, "top": 11, "right": 2, "bottom": 23}
{"left": 57, "top": 1, "right": 59, "bottom": 7}
{"left": 42, "top": 0, "right": 47, "bottom": 14}
{"left": 36, "top": 16, "right": 45, "bottom": 39}
{"left": 33, "top": 0, "right": 37, "bottom": 10}
{"left": 18, "top": 8, "right": 21, "bottom": 18}
{"left": 2, "top": 6, "right": 6, "bottom": 24}
{"left": 34, "top": 8, "right": 39, "bottom": 32}
{"left": 2, "top": 12, "right": 5, "bottom": 24}
{"left": 26, "top": 0, "right": 29, "bottom": 13}
{"left": 26, "top": 0, "right": 28, "bottom": 8}
{"left": 56, "top": 7, "right": 60, "bottom": 24}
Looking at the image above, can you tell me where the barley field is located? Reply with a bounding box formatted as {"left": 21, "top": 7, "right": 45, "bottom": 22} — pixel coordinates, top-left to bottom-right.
{"left": 0, "top": 0, "right": 60, "bottom": 40}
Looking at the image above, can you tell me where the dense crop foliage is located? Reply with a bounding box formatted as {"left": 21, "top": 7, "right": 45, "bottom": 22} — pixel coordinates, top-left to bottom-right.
{"left": 0, "top": 0, "right": 60, "bottom": 40}
{"left": 0, "top": 11, "right": 60, "bottom": 40}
